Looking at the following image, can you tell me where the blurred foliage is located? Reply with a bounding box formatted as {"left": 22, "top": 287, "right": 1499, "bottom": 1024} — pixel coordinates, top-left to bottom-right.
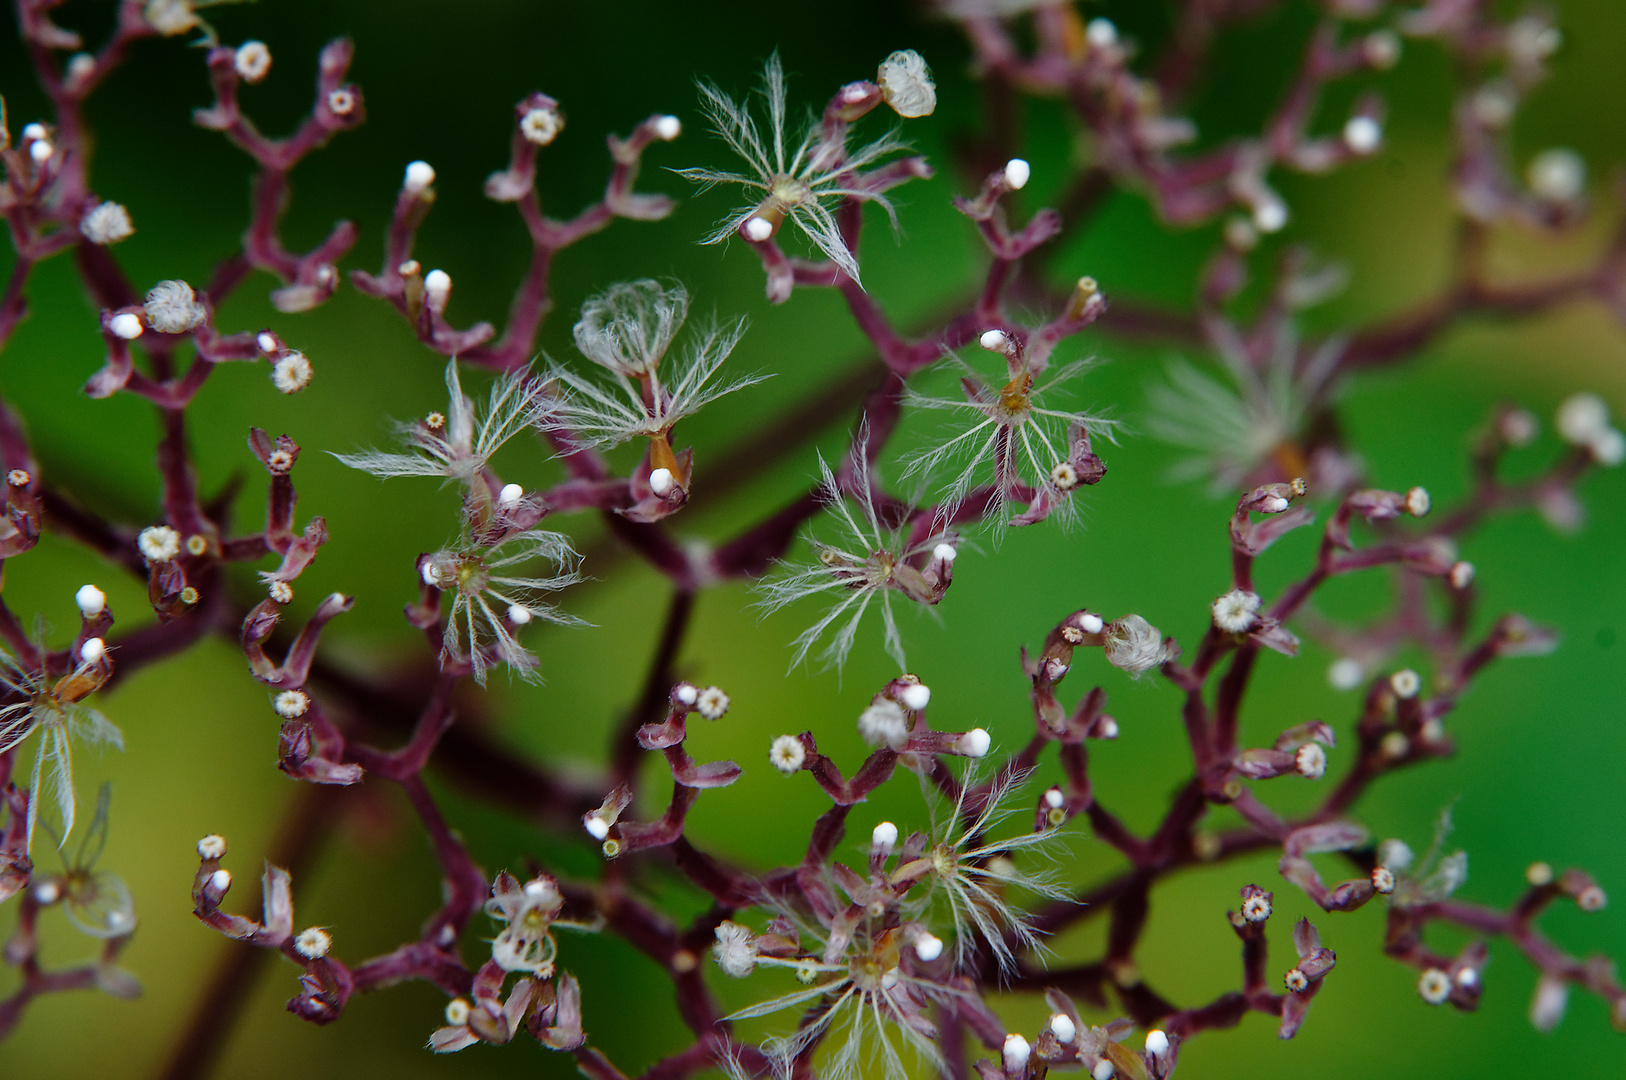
{"left": 2, "top": 0, "right": 1625, "bottom": 1077}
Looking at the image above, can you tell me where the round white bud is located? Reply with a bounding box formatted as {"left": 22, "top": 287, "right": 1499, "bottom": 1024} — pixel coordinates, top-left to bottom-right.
{"left": 899, "top": 683, "right": 931, "bottom": 710}
{"left": 1590, "top": 427, "right": 1626, "bottom": 466}
{"left": 649, "top": 467, "right": 676, "bottom": 496}
{"left": 872, "top": 821, "right": 898, "bottom": 853}
{"left": 1086, "top": 18, "right": 1118, "bottom": 47}
{"left": 79, "top": 638, "right": 106, "bottom": 664}
{"left": 209, "top": 869, "right": 232, "bottom": 894}
{"left": 423, "top": 270, "right": 452, "bottom": 310}
{"left": 30, "top": 140, "right": 53, "bottom": 163}
{"left": 21, "top": 123, "right": 45, "bottom": 141}
{"left": 445, "top": 998, "right": 471, "bottom": 1025}
{"left": 913, "top": 932, "right": 943, "bottom": 962}
{"left": 932, "top": 543, "right": 957, "bottom": 562}
{"left": 1528, "top": 148, "right": 1586, "bottom": 202}
{"left": 498, "top": 483, "right": 524, "bottom": 506}
{"left": 743, "top": 216, "right": 774, "bottom": 242}
{"left": 1343, "top": 115, "right": 1382, "bottom": 155}
{"left": 1092, "top": 1061, "right": 1115, "bottom": 1080}
{"left": 1252, "top": 198, "right": 1288, "bottom": 233}
{"left": 1390, "top": 669, "right": 1421, "bottom": 699}
{"left": 1556, "top": 392, "right": 1610, "bottom": 444}
{"left": 507, "top": 605, "right": 532, "bottom": 625}
{"left": 109, "top": 312, "right": 144, "bottom": 340}
{"left": 979, "top": 328, "right": 1011, "bottom": 351}
{"left": 1003, "top": 158, "right": 1031, "bottom": 190}
{"left": 272, "top": 352, "right": 312, "bottom": 393}
{"left": 584, "top": 814, "right": 610, "bottom": 840}
{"left": 235, "top": 41, "right": 272, "bottom": 83}
{"left": 1002, "top": 1034, "right": 1031, "bottom": 1073}
{"left": 256, "top": 332, "right": 277, "bottom": 354}
{"left": 1049, "top": 1012, "right": 1076, "bottom": 1044}
{"left": 404, "top": 160, "right": 436, "bottom": 193}
{"left": 653, "top": 115, "right": 682, "bottom": 141}
{"left": 1328, "top": 657, "right": 1364, "bottom": 690}
{"left": 675, "top": 684, "right": 699, "bottom": 706}
{"left": 75, "top": 584, "right": 106, "bottom": 617}
{"left": 1145, "top": 1029, "right": 1170, "bottom": 1056}
{"left": 960, "top": 728, "right": 992, "bottom": 758}
{"left": 1079, "top": 613, "right": 1104, "bottom": 634}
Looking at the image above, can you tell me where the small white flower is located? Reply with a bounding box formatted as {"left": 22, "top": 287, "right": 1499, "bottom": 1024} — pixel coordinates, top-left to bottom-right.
{"left": 507, "top": 604, "right": 532, "bottom": 625}
{"left": 1145, "top": 1030, "right": 1170, "bottom": 1056}
{"left": 294, "top": 927, "right": 332, "bottom": 959}
{"left": 1294, "top": 743, "right": 1327, "bottom": 780}
{"left": 1590, "top": 428, "right": 1626, "bottom": 466}
{"left": 1253, "top": 197, "right": 1288, "bottom": 233}
{"left": 1528, "top": 148, "right": 1585, "bottom": 202}
{"left": 1404, "top": 486, "right": 1431, "bottom": 517}
{"left": 144, "top": 280, "right": 207, "bottom": 334}
{"left": 445, "top": 998, "right": 471, "bottom": 1025}
{"left": 1092, "top": 1061, "right": 1115, "bottom": 1080}
{"left": 269, "top": 581, "right": 294, "bottom": 604}
{"left": 1390, "top": 669, "right": 1421, "bottom": 699}
{"left": 743, "top": 216, "right": 774, "bottom": 242}
{"left": 521, "top": 105, "right": 564, "bottom": 145}
{"left": 769, "top": 734, "right": 806, "bottom": 775}
{"left": 1242, "top": 894, "right": 1273, "bottom": 923}
{"left": 959, "top": 727, "right": 991, "bottom": 758}
{"left": 79, "top": 638, "right": 106, "bottom": 665}
{"left": 1048, "top": 1012, "right": 1076, "bottom": 1044}
{"left": 913, "top": 931, "right": 943, "bottom": 962}
{"left": 1556, "top": 392, "right": 1610, "bottom": 444}
{"left": 138, "top": 525, "right": 181, "bottom": 563}
{"left": 1328, "top": 657, "right": 1364, "bottom": 690}
{"left": 271, "top": 352, "right": 313, "bottom": 393}
{"left": 109, "top": 312, "right": 143, "bottom": 340}
{"left": 932, "top": 543, "right": 957, "bottom": 562}
{"left": 80, "top": 202, "right": 134, "bottom": 245}
{"left": 649, "top": 467, "right": 676, "bottom": 496}
{"left": 1002, "top": 1034, "right": 1031, "bottom": 1073}
{"left": 979, "top": 328, "right": 1011, "bottom": 352}
{"left": 675, "top": 684, "right": 699, "bottom": 706}
{"left": 1371, "top": 866, "right": 1396, "bottom": 893}
{"left": 876, "top": 49, "right": 935, "bottom": 120}
{"left": 1284, "top": 967, "right": 1309, "bottom": 993}
{"left": 653, "top": 115, "right": 682, "bottom": 141}
{"left": 1002, "top": 158, "right": 1031, "bottom": 190}
{"left": 1343, "top": 116, "right": 1382, "bottom": 155}
{"left": 326, "top": 88, "right": 356, "bottom": 116}
{"left": 235, "top": 41, "right": 272, "bottom": 83}
{"left": 1418, "top": 968, "right": 1452, "bottom": 1005}
{"left": 208, "top": 868, "right": 231, "bottom": 894}
{"left": 1211, "top": 589, "right": 1260, "bottom": 633}
{"left": 858, "top": 699, "right": 910, "bottom": 750}
{"left": 1448, "top": 561, "right": 1476, "bottom": 589}
{"left": 1086, "top": 18, "right": 1118, "bottom": 47}
{"left": 1050, "top": 461, "right": 1080, "bottom": 490}
{"left": 1103, "top": 615, "right": 1166, "bottom": 677}
{"left": 403, "top": 160, "right": 436, "bottom": 194}
{"left": 144, "top": 0, "right": 197, "bottom": 36}
{"left": 712, "top": 920, "right": 757, "bottom": 978}
{"left": 497, "top": 483, "right": 524, "bottom": 507}
{"left": 899, "top": 682, "right": 931, "bottom": 710}
{"left": 75, "top": 585, "right": 107, "bottom": 617}
{"left": 66, "top": 53, "right": 96, "bottom": 84}
{"left": 196, "top": 834, "right": 227, "bottom": 860}
{"left": 1043, "top": 787, "right": 1065, "bottom": 810}
{"left": 1530, "top": 974, "right": 1569, "bottom": 1032}
{"left": 696, "top": 686, "right": 730, "bottom": 720}
{"left": 274, "top": 690, "right": 310, "bottom": 719}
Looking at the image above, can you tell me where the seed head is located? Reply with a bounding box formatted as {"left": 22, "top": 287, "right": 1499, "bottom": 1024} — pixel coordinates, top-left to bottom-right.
{"left": 877, "top": 50, "right": 935, "bottom": 118}
{"left": 144, "top": 280, "right": 207, "bottom": 334}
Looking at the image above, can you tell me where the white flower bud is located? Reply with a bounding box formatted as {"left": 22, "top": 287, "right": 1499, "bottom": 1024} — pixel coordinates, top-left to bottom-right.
{"left": 1418, "top": 967, "right": 1452, "bottom": 1005}
{"left": 404, "top": 160, "right": 436, "bottom": 193}
{"left": 1002, "top": 1034, "right": 1031, "bottom": 1073}
{"left": 743, "top": 216, "right": 774, "bottom": 242}
{"left": 899, "top": 682, "right": 931, "bottom": 710}
{"left": 1252, "top": 197, "right": 1288, "bottom": 234}
{"left": 80, "top": 202, "right": 135, "bottom": 245}
{"left": 445, "top": 998, "right": 471, "bottom": 1025}
{"left": 1530, "top": 974, "right": 1569, "bottom": 1031}
{"left": 1343, "top": 115, "right": 1382, "bottom": 155}
{"left": 507, "top": 605, "right": 532, "bottom": 625}
{"left": 769, "top": 734, "right": 806, "bottom": 775}
{"left": 1049, "top": 1012, "right": 1076, "bottom": 1044}
{"left": 1390, "top": 669, "right": 1421, "bottom": 699}
{"left": 1091, "top": 1061, "right": 1115, "bottom": 1080}
{"left": 271, "top": 351, "right": 312, "bottom": 393}
{"left": 675, "top": 684, "right": 699, "bottom": 706}
{"left": 1449, "top": 561, "right": 1476, "bottom": 589}
{"left": 424, "top": 270, "right": 451, "bottom": 311}
{"left": 872, "top": 821, "right": 898, "bottom": 853}
{"left": 1590, "top": 427, "right": 1626, "bottom": 466}
{"left": 109, "top": 312, "right": 144, "bottom": 340}
{"left": 498, "top": 483, "right": 524, "bottom": 506}
{"left": 235, "top": 41, "right": 272, "bottom": 83}
{"left": 1211, "top": 589, "right": 1261, "bottom": 633}
{"left": 913, "top": 931, "right": 943, "bottom": 962}
{"left": 1002, "top": 158, "right": 1031, "bottom": 190}
{"left": 196, "top": 834, "right": 227, "bottom": 860}
{"left": 29, "top": 139, "right": 53, "bottom": 163}
{"left": 1405, "top": 486, "right": 1431, "bottom": 517}
{"left": 1086, "top": 18, "right": 1118, "bottom": 48}
{"left": 653, "top": 115, "right": 682, "bottom": 141}
{"left": 1364, "top": 30, "right": 1401, "bottom": 69}
{"left": 1079, "top": 613, "right": 1104, "bottom": 634}
{"left": 979, "top": 328, "right": 1011, "bottom": 351}
{"left": 649, "top": 467, "right": 676, "bottom": 496}
{"left": 209, "top": 868, "right": 232, "bottom": 894}
{"left": 1328, "top": 657, "right": 1364, "bottom": 690}
{"left": 1528, "top": 148, "right": 1585, "bottom": 202}
{"left": 1556, "top": 392, "right": 1610, "bottom": 445}
{"left": 1145, "top": 1029, "right": 1170, "bottom": 1056}
{"left": 66, "top": 53, "right": 97, "bottom": 84}
{"left": 959, "top": 727, "right": 992, "bottom": 758}
{"left": 1044, "top": 787, "right": 1065, "bottom": 809}
{"left": 1294, "top": 743, "right": 1327, "bottom": 780}
{"left": 76, "top": 584, "right": 107, "bottom": 617}
{"left": 584, "top": 814, "right": 610, "bottom": 840}
{"left": 79, "top": 638, "right": 106, "bottom": 664}
{"left": 932, "top": 542, "right": 957, "bottom": 562}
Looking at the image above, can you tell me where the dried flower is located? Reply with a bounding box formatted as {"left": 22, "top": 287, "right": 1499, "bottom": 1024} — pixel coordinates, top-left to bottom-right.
{"left": 877, "top": 51, "right": 935, "bottom": 118}
{"left": 1103, "top": 614, "right": 1167, "bottom": 677}
{"left": 80, "top": 202, "right": 134, "bottom": 245}
{"left": 1212, "top": 589, "right": 1261, "bottom": 633}
{"left": 713, "top": 920, "right": 758, "bottom": 978}
{"left": 420, "top": 529, "right": 585, "bottom": 684}
{"left": 143, "top": 280, "right": 207, "bottom": 334}
{"left": 679, "top": 54, "right": 917, "bottom": 283}
{"left": 757, "top": 448, "right": 955, "bottom": 671}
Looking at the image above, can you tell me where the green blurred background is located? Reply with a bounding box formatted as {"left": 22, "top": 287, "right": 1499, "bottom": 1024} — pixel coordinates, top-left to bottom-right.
{"left": 2, "top": 0, "right": 1624, "bottom": 1076}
